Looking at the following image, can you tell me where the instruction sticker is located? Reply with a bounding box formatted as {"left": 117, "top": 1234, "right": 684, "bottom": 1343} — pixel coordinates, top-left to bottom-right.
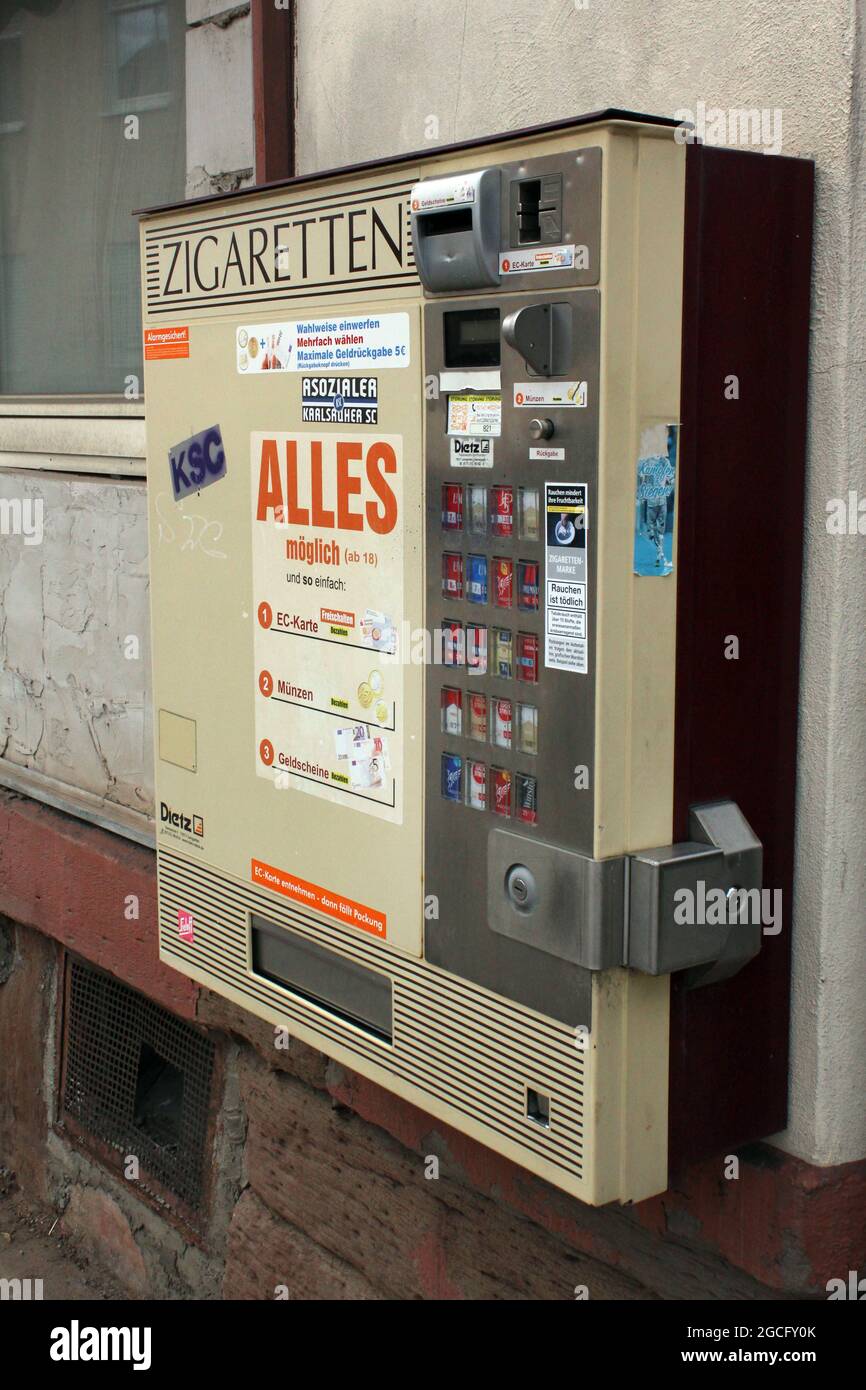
{"left": 515, "top": 382, "right": 587, "bottom": 409}
{"left": 634, "top": 423, "right": 678, "bottom": 576}
{"left": 500, "top": 245, "right": 577, "bottom": 274}
{"left": 236, "top": 313, "right": 410, "bottom": 374}
{"left": 447, "top": 392, "right": 502, "bottom": 437}
{"left": 252, "top": 430, "right": 404, "bottom": 824}
{"left": 545, "top": 482, "right": 588, "bottom": 674}
{"left": 145, "top": 325, "right": 189, "bottom": 360}
{"left": 450, "top": 437, "right": 495, "bottom": 468}
{"left": 411, "top": 176, "right": 476, "bottom": 210}
{"left": 251, "top": 859, "right": 386, "bottom": 939}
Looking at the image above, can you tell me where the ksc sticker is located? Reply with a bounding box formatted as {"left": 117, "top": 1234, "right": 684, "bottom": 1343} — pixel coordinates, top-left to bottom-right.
{"left": 168, "top": 425, "right": 226, "bottom": 501}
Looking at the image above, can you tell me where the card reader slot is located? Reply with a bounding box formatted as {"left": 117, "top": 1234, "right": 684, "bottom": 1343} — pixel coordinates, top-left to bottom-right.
{"left": 251, "top": 914, "right": 393, "bottom": 1042}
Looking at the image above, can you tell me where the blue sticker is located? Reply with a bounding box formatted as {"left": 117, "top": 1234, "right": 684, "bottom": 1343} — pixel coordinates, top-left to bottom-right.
{"left": 169, "top": 424, "right": 226, "bottom": 501}
{"left": 634, "top": 424, "right": 678, "bottom": 576}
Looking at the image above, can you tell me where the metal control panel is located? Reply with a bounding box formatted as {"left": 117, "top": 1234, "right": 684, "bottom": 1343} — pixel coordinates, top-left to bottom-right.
{"left": 423, "top": 287, "right": 601, "bottom": 1020}
{"left": 415, "top": 150, "right": 607, "bottom": 1018}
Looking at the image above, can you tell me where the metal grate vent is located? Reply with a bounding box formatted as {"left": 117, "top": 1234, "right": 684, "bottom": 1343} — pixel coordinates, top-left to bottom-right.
{"left": 61, "top": 957, "right": 215, "bottom": 1210}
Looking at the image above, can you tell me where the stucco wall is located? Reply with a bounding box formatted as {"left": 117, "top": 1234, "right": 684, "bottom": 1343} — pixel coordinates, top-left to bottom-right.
{"left": 0, "top": 472, "right": 152, "bottom": 837}
{"left": 294, "top": 0, "right": 866, "bottom": 1168}
{"left": 185, "top": 0, "right": 254, "bottom": 198}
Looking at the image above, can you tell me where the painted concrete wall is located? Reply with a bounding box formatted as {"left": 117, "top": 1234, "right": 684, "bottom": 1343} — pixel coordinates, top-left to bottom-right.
{"left": 294, "top": 0, "right": 866, "bottom": 1169}
{"left": 0, "top": 472, "right": 152, "bottom": 835}
{"left": 185, "top": 1, "right": 255, "bottom": 198}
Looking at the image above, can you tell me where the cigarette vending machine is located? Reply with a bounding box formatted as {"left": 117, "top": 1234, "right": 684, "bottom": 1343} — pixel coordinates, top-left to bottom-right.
{"left": 140, "top": 112, "right": 812, "bottom": 1204}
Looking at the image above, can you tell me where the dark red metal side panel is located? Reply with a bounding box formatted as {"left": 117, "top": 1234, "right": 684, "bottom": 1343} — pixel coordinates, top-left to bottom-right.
{"left": 252, "top": 0, "right": 295, "bottom": 185}
{"left": 669, "top": 142, "right": 814, "bottom": 1171}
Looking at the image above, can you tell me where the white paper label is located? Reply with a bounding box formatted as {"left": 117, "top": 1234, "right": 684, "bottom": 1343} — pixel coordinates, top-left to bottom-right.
{"left": 515, "top": 382, "right": 587, "bottom": 409}
{"left": 450, "top": 437, "right": 495, "bottom": 468}
{"left": 411, "top": 177, "right": 476, "bottom": 211}
{"left": 529, "top": 445, "right": 565, "bottom": 461}
{"left": 545, "top": 482, "right": 588, "bottom": 675}
{"left": 439, "top": 369, "right": 501, "bottom": 392}
{"left": 500, "top": 245, "right": 576, "bottom": 274}
{"left": 447, "top": 392, "right": 502, "bottom": 437}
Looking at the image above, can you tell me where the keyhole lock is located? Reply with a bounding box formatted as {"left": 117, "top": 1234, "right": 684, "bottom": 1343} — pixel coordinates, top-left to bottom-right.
{"left": 505, "top": 863, "right": 538, "bottom": 913}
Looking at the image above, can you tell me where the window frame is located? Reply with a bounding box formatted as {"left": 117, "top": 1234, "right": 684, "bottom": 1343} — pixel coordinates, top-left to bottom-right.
{"left": 103, "top": 0, "right": 175, "bottom": 117}
{"left": 0, "top": 28, "right": 25, "bottom": 136}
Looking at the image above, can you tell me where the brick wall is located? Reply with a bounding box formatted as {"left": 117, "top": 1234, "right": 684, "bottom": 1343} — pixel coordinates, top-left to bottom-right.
{"left": 0, "top": 790, "right": 863, "bottom": 1300}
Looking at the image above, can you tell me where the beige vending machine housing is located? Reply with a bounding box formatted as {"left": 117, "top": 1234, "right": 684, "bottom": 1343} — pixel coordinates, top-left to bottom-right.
{"left": 141, "top": 115, "right": 692, "bottom": 1206}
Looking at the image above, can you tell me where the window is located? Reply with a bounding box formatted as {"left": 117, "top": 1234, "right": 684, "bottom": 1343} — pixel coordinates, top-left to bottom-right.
{"left": 0, "top": 0, "right": 185, "bottom": 401}
{"left": 109, "top": 0, "right": 173, "bottom": 110}
{"left": 0, "top": 31, "right": 24, "bottom": 133}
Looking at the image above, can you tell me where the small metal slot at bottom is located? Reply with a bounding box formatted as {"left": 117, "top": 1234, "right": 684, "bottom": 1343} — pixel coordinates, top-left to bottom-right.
{"left": 526, "top": 1087, "right": 551, "bottom": 1128}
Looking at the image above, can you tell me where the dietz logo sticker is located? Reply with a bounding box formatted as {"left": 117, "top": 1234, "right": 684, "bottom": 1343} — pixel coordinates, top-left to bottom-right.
{"left": 168, "top": 425, "right": 226, "bottom": 501}
{"left": 160, "top": 801, "right": 204, "bottom": 842}
{"left": 450, "top": 436, "right": 494, "bottom": 468}
{"left": 177, "top": 909, "right": 194, "bottom": 942}
{"left": 301, "top": 376, "right": 378, "bottom": 424}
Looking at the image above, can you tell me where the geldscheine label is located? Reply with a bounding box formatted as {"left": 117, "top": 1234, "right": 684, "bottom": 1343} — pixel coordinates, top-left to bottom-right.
{"left": 236, "top": 313, "right": 410, "bottom": 374}
{"left": 252, "top": 430, "right": 404, "bottom": 824}
{"left": 544, "top": 482, "right": 588, "bottom": 675}
{"left": 411, "top": 176, "right": 476, "bottom": 211}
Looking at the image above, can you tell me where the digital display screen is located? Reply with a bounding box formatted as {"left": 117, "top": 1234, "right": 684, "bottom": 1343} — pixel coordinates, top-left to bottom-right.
{"left": 443, "top": 308, "right": 500, "bottom": 369}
